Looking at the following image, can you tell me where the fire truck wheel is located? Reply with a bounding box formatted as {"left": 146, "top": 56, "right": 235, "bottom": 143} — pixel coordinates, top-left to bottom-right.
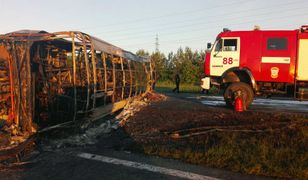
{"left": 224, "top": 82, "right": 254, "bottom": 108}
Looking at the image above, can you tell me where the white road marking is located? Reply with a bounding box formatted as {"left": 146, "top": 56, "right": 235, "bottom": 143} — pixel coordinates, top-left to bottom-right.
{"left": 77, "top": 152, "right": 220, "bottom": 180}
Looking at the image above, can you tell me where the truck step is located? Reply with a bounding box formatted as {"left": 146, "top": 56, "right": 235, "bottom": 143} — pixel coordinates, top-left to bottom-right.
{"left": 296, "top": 88, "right": 308, "bottom": 100}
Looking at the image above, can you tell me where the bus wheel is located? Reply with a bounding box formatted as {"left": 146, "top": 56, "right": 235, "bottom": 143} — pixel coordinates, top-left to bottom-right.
{"left": 224, "top": 82, "right": 254, "bottom": 109}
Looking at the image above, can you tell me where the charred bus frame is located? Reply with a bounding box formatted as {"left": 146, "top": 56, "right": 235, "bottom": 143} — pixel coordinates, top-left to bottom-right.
{"left": 0, "top": 30, "right": 152, "bottom": 134}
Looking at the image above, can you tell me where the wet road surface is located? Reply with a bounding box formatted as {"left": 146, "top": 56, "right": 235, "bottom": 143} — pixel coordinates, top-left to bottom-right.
{"left": 198, "top": 96, "right": 308, "bottom": 113}
{"left": 165, "top": 92, "right": 308, "bottom": 113}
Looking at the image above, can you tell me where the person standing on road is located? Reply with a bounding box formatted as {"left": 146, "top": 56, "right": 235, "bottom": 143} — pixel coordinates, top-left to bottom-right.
{"left": 173, "top": 73, "right": 180, "bottom": 93}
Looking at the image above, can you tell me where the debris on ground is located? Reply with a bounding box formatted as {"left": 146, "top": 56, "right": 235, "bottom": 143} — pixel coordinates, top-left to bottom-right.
{"left": 0, "top": 124, "right": 31, "bottom": 151}
{"left": 142, "top": 92, "right": 167, "bottom": 102}
{"left": 39, "top": 92, "right": 166, "bottom": 150}
{"left": 116, "top": 92, "right": 166, "bottom": 126}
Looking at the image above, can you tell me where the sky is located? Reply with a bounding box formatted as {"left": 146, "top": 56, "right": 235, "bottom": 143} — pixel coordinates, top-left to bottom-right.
{"left": 0, "top": 0, "right": 307, "bottom": 54}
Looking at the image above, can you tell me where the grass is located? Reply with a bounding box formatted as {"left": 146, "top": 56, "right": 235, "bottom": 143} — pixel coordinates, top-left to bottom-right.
{"left": 155, "top": 81, "right": 213, "bottom": 93}
{"left": 142, "top": 124, "right": 308, "bottom": 179}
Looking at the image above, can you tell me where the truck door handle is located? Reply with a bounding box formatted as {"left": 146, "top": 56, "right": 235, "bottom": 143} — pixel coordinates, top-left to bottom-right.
{"left": 214, "top": 55, "right": 222, "bottom": 58}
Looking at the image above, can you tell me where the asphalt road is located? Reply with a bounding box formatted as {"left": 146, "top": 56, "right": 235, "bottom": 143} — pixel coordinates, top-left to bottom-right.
{"left": 165, "top": 92, "right": 308, "bottom": 113}
{"left": 0, "top": 145, "right": 270, "bottom": 180}
{"left": 0, "top": 131, "right": 271, "bottom": 180}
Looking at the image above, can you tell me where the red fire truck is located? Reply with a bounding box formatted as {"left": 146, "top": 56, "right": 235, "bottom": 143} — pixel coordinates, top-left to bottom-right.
{"left": 201, "top": 26, "right": 308, "bottom": 108}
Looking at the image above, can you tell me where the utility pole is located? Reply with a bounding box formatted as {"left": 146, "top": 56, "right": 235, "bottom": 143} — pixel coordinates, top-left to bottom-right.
{"left": 155, "top": 34, "right": 159, "bottom": 53}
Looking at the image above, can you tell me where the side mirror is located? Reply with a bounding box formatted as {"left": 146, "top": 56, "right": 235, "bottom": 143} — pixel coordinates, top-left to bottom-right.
{"left": 207, "top": 42, "right": 212, "bottom": 49}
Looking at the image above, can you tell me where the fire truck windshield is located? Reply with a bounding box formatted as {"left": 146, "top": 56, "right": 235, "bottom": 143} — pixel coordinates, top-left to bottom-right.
{"left": 214, "top": 38, "right": 222, "bottom": 52}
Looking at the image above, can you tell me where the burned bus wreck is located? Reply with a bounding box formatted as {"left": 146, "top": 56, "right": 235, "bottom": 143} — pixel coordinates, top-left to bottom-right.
{"left": 0, "top": 30, "right": 152, "bottom": 137}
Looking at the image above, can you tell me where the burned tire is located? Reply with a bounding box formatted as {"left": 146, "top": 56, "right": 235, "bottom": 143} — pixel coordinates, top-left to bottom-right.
{"left": 224, "top": 82, "right": 254, "bottom": 109}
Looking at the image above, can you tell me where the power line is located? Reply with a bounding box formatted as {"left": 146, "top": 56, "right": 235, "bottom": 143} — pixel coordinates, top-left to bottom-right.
{"left": 117, "top": 20, "right": 308, "bottom": 53}
{"left": 118, "top": 13, "right": 308, "bottom": 48}
{"left": 92, "top": 0, "right": 306, "bottom": 37}
{"left": 110, "top": 11, "right": 308, "bottom": 46}
{"left": 155, "top": 34, "right": 159, "bottom": 52}
{"left": 76, "top": 0, "right": 258, "bottom": 31}
{"left": 94, "top": 2, "right": 308, "bottom": 42}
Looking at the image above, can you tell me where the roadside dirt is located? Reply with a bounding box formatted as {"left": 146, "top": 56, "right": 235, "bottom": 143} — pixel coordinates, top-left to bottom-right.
{"left": 125, "top": 94, "right": 307, "bottom": 140}
{"left": 122, "top": 93, "right": 308, "bottom": 179}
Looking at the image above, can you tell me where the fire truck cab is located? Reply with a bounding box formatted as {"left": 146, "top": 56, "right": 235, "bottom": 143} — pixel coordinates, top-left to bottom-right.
{"left": 202, "top": 26, "right": 308, "bottom": 108}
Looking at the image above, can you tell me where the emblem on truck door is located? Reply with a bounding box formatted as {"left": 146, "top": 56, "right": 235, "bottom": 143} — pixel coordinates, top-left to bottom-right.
{"left": 271, "top": 67, "right": 279, "bottom": 79}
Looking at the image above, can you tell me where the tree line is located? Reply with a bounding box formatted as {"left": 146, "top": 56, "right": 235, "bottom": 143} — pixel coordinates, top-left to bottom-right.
{"left": 137, "top": 47, "right": 205, "bottom": 84}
